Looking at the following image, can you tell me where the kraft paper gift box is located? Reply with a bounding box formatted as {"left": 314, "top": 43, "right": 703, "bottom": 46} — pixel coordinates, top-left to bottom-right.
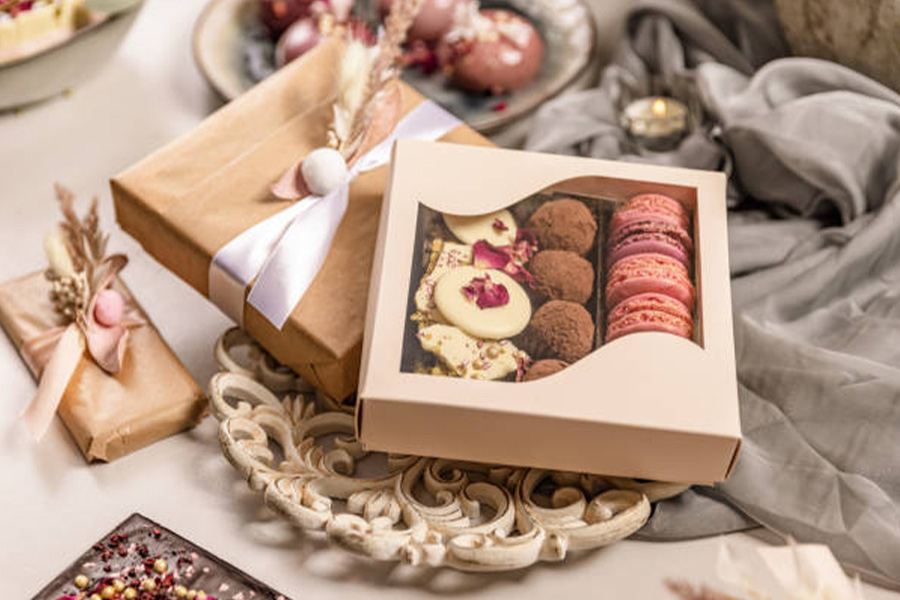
{"left": 358, "top": 140, "right": 741, "bottom": 484}
{"left": 110, "top": 39, "right": 490, "bottom": 401}
{"left": 0, "top": 272, "right": 206, "bottom": 462}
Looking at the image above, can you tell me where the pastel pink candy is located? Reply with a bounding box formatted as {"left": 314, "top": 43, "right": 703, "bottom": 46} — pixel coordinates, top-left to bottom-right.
{"left": 606, "top": 225, "right": 692, "bottom": 267}
{"left": 93, "top": 288, "right": 125, "bottom": 327}
{"left": 605, "top": 292, "right": 693, "bottom": 342}
{"left": 605, "top": 253, "right": 695, "bottom": 311}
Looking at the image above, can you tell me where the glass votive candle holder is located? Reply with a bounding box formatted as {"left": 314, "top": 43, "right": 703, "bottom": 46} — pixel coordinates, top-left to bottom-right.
{"left": 621, "top": 96, "right": 689, "bottom": 152}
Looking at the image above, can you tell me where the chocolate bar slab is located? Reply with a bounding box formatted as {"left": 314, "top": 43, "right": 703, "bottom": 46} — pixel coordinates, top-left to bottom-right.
{"left": 31, "top": 513, "right": 291, "bottom": 600}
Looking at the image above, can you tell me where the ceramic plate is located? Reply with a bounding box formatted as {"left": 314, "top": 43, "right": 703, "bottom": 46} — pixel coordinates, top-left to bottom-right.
{"left": 192, "top": 0, "right": 596, "bottom": 133}
{"left": 0, "top": 1, "right": 144, "bottom": 110}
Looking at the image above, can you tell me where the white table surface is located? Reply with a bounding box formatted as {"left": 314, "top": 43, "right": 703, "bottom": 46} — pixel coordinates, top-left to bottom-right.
{"left": 1, "top": 1, "right": 897, "bottom": 598}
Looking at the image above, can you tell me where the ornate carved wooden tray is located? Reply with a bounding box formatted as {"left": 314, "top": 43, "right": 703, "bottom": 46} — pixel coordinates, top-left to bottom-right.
{"left": 208, "top": 327, "right": 688, "bottom": 571}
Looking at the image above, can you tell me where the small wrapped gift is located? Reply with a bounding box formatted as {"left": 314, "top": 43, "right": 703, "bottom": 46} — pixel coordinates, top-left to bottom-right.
{"left": 111, "top": 37, "right": 490, "bottom": 401}
{"left": 0, "top": 188, "right": 205, "bottom": 462}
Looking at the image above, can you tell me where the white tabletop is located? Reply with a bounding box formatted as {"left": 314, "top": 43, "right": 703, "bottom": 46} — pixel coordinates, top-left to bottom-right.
{"left": 1, "top": 1, "right": 897, "bottom": 598}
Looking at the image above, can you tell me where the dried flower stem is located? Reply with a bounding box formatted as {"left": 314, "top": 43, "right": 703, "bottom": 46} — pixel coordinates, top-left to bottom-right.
{"left": 53, "top": 183, "right": 110, "bottom": 297}
{"left": 342, "top": 0, "right": 423, "bottom": 152}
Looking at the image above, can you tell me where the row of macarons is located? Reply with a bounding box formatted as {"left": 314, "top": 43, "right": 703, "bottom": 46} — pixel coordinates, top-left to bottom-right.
{"left": 604, "top": 194, "right": 696, "bottom": 342}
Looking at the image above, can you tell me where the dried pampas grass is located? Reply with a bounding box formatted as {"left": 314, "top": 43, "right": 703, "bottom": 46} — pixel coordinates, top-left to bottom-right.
{"left": 328, "top": 39, "right": 376, "bottom": 152}
{"left": 51, "top": 184, "right": 122, "bottom": 298}
{"left": 326, "top": 0, "right": 424, "bottom": 156}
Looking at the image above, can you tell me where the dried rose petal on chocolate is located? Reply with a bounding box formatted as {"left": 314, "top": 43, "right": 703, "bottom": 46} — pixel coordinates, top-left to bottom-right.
{"left": 472, "top": 240, "right": 509, "bottom": 270}
{"left": 515, "top": 354, "right": 531, "bottom": 382}
{"left": 492, "top": 218, "right": 509, "bottom": 232}
{"left": 472, "top": 240, "right": 534, "bottom": 285}
{"left": 461, "top": 274, "right": 510, "bottom": 309}
{"left": 512, "top": 228, "right": 539, "bottom": 261}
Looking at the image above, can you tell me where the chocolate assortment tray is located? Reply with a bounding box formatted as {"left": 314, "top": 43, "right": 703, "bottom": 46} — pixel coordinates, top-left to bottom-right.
{"left": 402, "top": 190, "right": 699, "bottom": 383}
{"left": 33, "top": 514, "right": 289, "bottom": 600}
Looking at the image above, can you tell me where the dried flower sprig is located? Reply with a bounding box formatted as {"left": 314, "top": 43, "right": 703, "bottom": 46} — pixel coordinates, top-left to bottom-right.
{"left": 273, "top": 0, "right": 425, "bottom": 200}
{"left": 45, "top": 184, "right": 124, "bottom": 324}
{"left": 53, "top": 183, "right": 110, "bottom": 291}
{"left": 327, "top": 39, "right": 376, "bottom": 153}
{"left": 325, "top": 0, "right": 424, "bottom": 157}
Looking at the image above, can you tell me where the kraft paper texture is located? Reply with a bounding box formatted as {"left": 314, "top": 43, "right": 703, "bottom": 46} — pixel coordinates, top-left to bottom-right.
{"left": 0, "top": 272, "right": 207, "bottom": 462}
{"left": 111, "top": 39, "right": 491, "bottom": 400}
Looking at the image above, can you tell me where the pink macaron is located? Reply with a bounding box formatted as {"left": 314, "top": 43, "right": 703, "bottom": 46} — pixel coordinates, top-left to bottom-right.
{"left": 606, "top": 218, "right": 693, "bottom": 268}
{"left": 605, "top": 253, "right": 695, "bottom": 311}
{"left": 605, "top": 292, "right": 693, "bottom": 342}
{"left": 612, "top": 194, "right": 689, "bottom": 228}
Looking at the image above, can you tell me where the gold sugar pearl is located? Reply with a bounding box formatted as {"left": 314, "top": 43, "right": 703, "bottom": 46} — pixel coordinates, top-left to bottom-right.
{"left": 142, "top": 579, "right": 157, "bottom": 591}
{"left": 112, "top": 579, "right": 125, "bottom": 592}
{"left": 89, "top": 595, "right": 102, "bottom": 600}
{"left": 153, "top": 558, "right": 167, "bottom": 573}
{"left": 174, "top": 584, "right": 188, "bottom": 598}
{"left": 197, "top": 592, "right": 208, "bottom": 600}
{"left": 123, "top": 589, "right": 138, "bottom": 600}
{"left": 74, "top": 574, "right": 89, "bottom": 589}
{"left": 486, "top": 346, "right": 500, "bottom": 359}
{"left": 186, "top": 591, "right": 197, "bottom": 600}
{"left": 100, "top": 585, "right": 115, "bottom": 599}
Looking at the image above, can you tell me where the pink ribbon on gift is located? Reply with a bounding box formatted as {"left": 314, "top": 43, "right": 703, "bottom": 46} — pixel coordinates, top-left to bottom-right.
{"left": 207, "top": 99, "right": 462, "bottom": 329}
{"left": 20, "top": 256, "right": 145, "bottom": 440}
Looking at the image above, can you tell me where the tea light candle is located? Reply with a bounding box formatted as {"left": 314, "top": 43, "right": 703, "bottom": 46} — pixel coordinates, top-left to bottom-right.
{"left": 622, "top": 96, "right": 689, "bottom": 151}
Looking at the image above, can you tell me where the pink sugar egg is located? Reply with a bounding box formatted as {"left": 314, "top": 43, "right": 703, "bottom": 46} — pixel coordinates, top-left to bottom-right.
{"left": 275, "top": 17, "right": 325, "bottom": 67}
{"left": 379, "top": 0, "right": 464, "bottom": 43}
{"left": 257, "top": 0, "right": 311, "bottom": 37}
{"left": 94, "top": 289, "right": 125, "bottom": 328}
{"left": 436, "top": 8, "right": 544, "bottom": 94}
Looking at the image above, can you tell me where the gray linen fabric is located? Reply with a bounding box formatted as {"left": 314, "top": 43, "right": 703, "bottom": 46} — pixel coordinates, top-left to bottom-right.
{"left": 525, "top": 0, "right": 900, "bottom": 585}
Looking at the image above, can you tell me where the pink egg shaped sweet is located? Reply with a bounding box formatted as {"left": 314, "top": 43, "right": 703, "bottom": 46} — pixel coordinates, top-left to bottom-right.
{"left": 257, "top": 0, "right": 312, "bottom": 37}
{"left": 379, "top": 0, "right": 464, "bottom": 43}
{"left": 275, "top": 16, "right": 325, "bottom": 67}
{"left": 93, "top": 289, "right": 125, "bottom": 328}
{"left": 436, "top": 8, "right": 543, "bottom": 94}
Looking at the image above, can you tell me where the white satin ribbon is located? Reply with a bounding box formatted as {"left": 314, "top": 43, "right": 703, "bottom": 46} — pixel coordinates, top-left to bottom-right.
{"left": 209, "top": 100, "right": 461, "bottom": 329}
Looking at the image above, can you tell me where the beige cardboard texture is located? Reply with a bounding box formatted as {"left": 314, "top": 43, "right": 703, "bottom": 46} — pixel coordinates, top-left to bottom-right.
{"left": 359, "top": 140, "right": 740, "bottom": 484}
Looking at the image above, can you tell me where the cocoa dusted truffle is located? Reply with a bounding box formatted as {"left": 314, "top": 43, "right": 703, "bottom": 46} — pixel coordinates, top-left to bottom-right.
{"left": 523, "top": 300, "right": 594, "bottom": 362}
{"left": 522, "top": 359, "right": 569, "bottom": 382}
{"left": 531, "top": 250, "right": 594, "bottom": 303}
{"left": 527, "top": 198, "right": 597, "bottom": 256}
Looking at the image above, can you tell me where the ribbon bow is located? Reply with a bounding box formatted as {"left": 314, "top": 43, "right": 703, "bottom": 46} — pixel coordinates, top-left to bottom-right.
{"left": 208, "top": 99, "right": 461, "bottom": 329}
{"left": 21, "top": 256, "right": 144, "bottom": 439}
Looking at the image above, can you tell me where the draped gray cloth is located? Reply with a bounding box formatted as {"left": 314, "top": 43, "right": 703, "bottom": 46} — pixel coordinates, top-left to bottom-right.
{"left": 525, "top": 0, "right": 900, "bottom": 585}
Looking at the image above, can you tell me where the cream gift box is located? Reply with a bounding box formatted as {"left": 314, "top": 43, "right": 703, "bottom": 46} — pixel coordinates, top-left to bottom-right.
{"left": 358, "top": 140, "right": 741, "bottom": 484}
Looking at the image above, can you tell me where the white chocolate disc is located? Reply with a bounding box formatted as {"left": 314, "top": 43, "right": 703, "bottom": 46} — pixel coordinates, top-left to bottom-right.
{"left": 433, "top": 266, "right": 531, "bottom": 339}
{"left": 443, "top": 209, "right": 517, "bottom": 246}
